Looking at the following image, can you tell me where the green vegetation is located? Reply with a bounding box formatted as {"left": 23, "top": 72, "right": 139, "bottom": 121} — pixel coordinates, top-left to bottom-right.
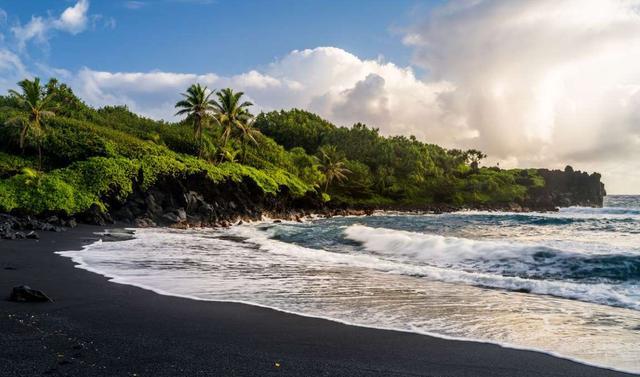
{"left": 318, "top": 145, "right": 351, "bottom": 192}
{"left": 6, "top": 78, "right": 56, "bottom": 169}
{"left": 0, "top": 77, "right": 546, "bottom": 217}
{"left": 254, "top": 109, "right": 545, "bottom": 206}
{"left": 174, "top": 83, "right": 217, "bottom": 157}
{"left": 209, "top": 88, "right": 258, "bottom": 163}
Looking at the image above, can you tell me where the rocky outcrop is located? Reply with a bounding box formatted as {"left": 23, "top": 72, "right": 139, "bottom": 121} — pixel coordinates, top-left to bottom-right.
{"left": 108, "top": 173, "right": 325, "bottom": 228}
{"left": 526, "top": 166, "right": 606, "bottom": 209}
{"left": 0, "top": 214, "right": 70, "bottom": 240}
{"left": 0, "top": 166, "right": 607, "bottom": 237}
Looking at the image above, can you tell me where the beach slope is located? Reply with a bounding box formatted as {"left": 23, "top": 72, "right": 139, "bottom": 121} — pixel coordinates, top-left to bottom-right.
{"left": 1, "top": 227, "right": 636, "bottom": 377}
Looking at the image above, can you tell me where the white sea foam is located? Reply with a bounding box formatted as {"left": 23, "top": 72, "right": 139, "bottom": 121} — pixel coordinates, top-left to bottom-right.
{"left": 341, "top": 224, "right": 640, "bottom": 310}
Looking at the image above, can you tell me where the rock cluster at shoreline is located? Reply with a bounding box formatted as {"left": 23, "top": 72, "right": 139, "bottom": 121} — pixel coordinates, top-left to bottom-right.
{"left": 0, "top": 214, "right": 74, "bottom": 240}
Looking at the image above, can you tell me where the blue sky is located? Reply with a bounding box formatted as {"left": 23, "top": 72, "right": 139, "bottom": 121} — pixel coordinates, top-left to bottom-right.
{"left": 0, "top": 0, "right": 638, "bottom": 193}
{"left": 1, "top": 0, "right": 438, "bottom": 75}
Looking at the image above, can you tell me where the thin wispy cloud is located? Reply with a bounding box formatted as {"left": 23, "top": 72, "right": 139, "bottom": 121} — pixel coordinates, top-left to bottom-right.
{"left": 123, "top": 1, "right": 147, "bottom": 10}
{"left": 168, "top": 0, "right": 216, "bottom": 4}
{"left": 0, "top": 8, "right": 7, "bottom": 25}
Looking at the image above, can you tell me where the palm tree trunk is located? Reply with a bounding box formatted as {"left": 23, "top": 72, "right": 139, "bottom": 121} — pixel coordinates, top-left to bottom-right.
{"left": 19, "top": 125, "right": 28, "bottom": 151}
{"left": 38, "top": 144, "right": 42, "bottom": 171}
{"left": 195, "top": 116, "right": 203, "bottom": 158}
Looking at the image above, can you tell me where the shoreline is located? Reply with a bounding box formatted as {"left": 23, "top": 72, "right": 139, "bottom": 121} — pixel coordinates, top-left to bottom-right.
{"left": 2, "top": 199, "right": 570, "bottom": 240}
{"left": 1, "top": 225, "right": 637, "bottom": 376}
{"left": 60, "top": 223, "right": 640, "bottom": 375}
{"left": 58, "top": 228, "right": 637, "bottom": 375}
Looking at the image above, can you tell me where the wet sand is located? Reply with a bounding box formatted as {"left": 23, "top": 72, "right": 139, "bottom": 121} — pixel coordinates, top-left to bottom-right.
{"left": 1, "top": 225, "right": 636, "bottom": 376}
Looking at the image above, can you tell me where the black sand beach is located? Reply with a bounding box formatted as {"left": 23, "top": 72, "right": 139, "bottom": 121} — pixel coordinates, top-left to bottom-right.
{"left": 0, "top": 226, "right": 636, "bottom": 377}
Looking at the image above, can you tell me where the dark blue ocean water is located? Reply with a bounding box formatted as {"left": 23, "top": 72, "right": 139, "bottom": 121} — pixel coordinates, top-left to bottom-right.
{"left": 265, "top": 195, "right": 640, "bottom": 309}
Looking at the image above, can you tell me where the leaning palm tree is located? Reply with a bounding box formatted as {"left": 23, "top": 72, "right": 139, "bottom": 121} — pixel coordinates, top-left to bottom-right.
{"left": 7, "top": 78, "right": 56, "bottom": 169}
{"left": 175, "top": 83, "right": 217, "bottom": 157}
{"left": 236, "top": 118, "right": 262, "bottom": 163}
{"left": 318, "top": 145, "right": 351, "bottom": 192}
{"left": 211, "top": 88, "right": 254, "bottom": 150}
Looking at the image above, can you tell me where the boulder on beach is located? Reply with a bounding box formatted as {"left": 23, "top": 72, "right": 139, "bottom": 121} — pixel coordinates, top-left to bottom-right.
{"left": 8, "top": 285, "right": 53, "bottom": 303}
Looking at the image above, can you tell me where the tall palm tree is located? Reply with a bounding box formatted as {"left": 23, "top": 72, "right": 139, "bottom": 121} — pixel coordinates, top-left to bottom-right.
{"left": 318, "top": 145, "right": 350, "bottom": 192}
{"left": 175, "top": 83, "right": 217, "bottom": 157}
{"left": 211, "top": 88, "right": 254, "bottom": 150}
{"left": 7, "top": 77, "right": 56, "bottom": 169}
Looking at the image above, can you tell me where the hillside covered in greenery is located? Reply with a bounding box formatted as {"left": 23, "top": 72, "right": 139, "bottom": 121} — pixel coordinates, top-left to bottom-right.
{"left": 0, "top": 77, "right": 589, "bottom": 223}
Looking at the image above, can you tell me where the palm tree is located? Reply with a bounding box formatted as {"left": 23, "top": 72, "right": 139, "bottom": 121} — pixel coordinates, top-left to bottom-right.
{"left": 211, "top": 88, "right": 254, "bottom": 150}
{"left": 7, "top": 77, "right": 56, "bottom": 169}
{"left": 318, "top": 145, "right": 350, "bottom": 192}
{"left": 175, "top": 83, "right": 216, "bottom": 157}
{"left": 236, "top": 118, "right": 262, "bottom": 163}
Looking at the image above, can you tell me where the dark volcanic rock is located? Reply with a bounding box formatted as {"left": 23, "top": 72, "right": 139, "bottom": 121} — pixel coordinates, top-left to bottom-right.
{"left": 108, "top": 173, "right": 324, "bottom": 228}
{"left": 78, "top": 204, "right": 114, "bottom": 226}
{"left": 0, "top": 214, "right": 70, "bottom": 240}
{"left": 25, "top": 231, "right": 39, "bottom": 240}
{"left": 66, "top": 218, "right": 78, "bottom": 228}
{"left": 526, "top": 166, "right": 606, "bottom": 209}
{"left": 8, "top": 285, "right": 53, "bottom": 303}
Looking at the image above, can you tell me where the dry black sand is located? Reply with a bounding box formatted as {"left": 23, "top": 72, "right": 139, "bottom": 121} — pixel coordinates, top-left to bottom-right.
{"left": 1, "top": 225, "right": 637, "bottom": 377}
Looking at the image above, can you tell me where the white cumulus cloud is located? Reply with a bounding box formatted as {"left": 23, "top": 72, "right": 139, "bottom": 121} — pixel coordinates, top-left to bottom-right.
{"left": 405, "top": 0, "right": 640, "bottom": 193}
{"left": 11, "top": 0, "right": 91, "bottom": 49}
{"left": 69, "top": 47, "right": 453, "bottom": 143}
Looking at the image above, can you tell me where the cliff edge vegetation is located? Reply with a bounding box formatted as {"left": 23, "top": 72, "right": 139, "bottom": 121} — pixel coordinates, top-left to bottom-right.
{"left": 0, "top": 78, "right": 605, "bottom": 228}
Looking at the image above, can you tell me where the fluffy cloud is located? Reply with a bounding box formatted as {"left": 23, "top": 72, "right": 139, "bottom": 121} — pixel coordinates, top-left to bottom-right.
{"left": 69, "top": 48, "right": 454, "bottom": 146}
{"left": 0, "top": 48, "right": 28, "bottom": 93}
{"left": 11, "top": 0, "right": 90, "bottom": 49}
{"left": 405, "top": 0, "right": 640, "bottom": 193}
{"left": 54, "top": 0, "right": 90, "bottom": 34}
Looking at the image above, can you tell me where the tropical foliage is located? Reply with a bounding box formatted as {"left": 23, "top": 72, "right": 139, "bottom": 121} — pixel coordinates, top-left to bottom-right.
{"left": 317, "top": 145, "right": 350, "bottom": 192}
{"left": 254, "top": 109, "right": 544, "bottom": 205}
{"left": 211, "top": 88, "right": 254, "bottom": 154}
{"left": 5, "top": 78, "right": 56, "bottom": 168}
{"left": 174, "top": 83, "right": 217, "bottom": 157}
{"left": 0, "top": 78, "right": 546, "bottom": 216}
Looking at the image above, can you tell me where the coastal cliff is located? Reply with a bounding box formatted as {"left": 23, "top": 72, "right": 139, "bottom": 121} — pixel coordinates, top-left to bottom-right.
{"left": 66, "top": 166, "right": 610, "bottom": 227}
{"left": 526, "top": 166, "right": 606, "bottom": 209}
{"left": 0, "top": 164, "right": 606, "bottom": 239}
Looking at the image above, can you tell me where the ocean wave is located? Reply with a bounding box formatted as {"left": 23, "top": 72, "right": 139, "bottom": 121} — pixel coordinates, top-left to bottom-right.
{"left": 560, "top": 206, "right": 640, "bottom": 216}
{"left": 336, "top": 225, "right": 639, "bottom": 309}
{"left": 451, "top": 209, "right": 640, "bottom": 223}
{"left": 343, "top": 225, "right": 640, "bottom": 281}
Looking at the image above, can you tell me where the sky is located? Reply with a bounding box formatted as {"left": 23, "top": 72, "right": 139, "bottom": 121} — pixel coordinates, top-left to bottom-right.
{"left": 0, "top": 0, "right": 639, "bottom": 194}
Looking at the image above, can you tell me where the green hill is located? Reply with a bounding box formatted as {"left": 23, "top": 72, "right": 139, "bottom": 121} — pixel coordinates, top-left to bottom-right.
{"left": 0, "top": 78, "right": 601, "bottom": 226}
